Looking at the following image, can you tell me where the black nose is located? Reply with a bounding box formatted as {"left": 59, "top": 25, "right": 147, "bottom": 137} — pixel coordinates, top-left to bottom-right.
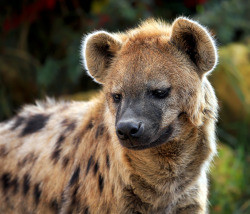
{"left": 116, "top": 121, "right": 144, "bottom": 140}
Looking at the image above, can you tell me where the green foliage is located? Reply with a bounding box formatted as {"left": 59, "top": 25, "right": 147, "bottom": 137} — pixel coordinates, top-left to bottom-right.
{"left": 37, "top": 37, "right": 83, "bottom": 94}
{"left": 37, "top": 58, "right": 60, "bottom": 88}
{"left": 210, "top": 144, "right": 249, "bottom": 214}
{"left": 196, "top": 0, "right": 250, "bottom": 44}
{"left": 209, "top": 42, "right": 250, "bottom": 214}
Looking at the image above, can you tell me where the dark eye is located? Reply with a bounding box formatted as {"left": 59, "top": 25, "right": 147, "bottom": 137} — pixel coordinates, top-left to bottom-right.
{"left": 151, "top": 88, "right": 171, "bottom": 99}
{"left": 112, "top": 93, "right": 122, "bottom": 103}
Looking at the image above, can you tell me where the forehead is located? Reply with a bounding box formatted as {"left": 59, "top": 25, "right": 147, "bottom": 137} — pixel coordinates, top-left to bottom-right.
{"left": 106, "top": 38, "right": 197, "bottom": 92}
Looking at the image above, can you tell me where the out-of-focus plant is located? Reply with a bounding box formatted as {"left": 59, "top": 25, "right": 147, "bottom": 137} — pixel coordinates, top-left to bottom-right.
{"left": 210, "top": 144, "right": 247, "bottom": 214}
{"left": 0, "top": 1, "right": 97, "bottom": 120}
{"left": 211, "top": 43, "right": 250, "bottom": 150}
{"left": 195, "top": 1, "right": 250, "bottom": 212}
{"left": 209, "top": 42, "right": 250, "bottom": 214}
{"left": 195, "top": 0, "right": 250, "bottom": 44}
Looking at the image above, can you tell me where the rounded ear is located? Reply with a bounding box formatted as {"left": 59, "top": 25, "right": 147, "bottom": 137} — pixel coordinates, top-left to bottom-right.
{"left": 170, "top": 17, "right": 218, "bottom": 76}
{"left": 81, "top": 31, "right": 121, "bottom": 84}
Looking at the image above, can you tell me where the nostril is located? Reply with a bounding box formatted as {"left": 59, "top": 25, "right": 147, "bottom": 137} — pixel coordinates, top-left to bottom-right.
{"left": 130, "top": 122, "right": 144, "bottom": 138}
{"left": 116, "top": 128, "right": 128, "bottom": 140}
{"left": 117, "top": 130, "right": 124, "bottom": 136}
{"left": 130, "top": 128, "right": 138, "bottom": 135}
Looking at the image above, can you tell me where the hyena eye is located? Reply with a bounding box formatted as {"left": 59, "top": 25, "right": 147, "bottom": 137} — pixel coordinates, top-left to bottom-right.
{"left": 112, "top": 93, "right": 122, "bottom": 103}
{"left": 151, "top": 87, "right": 171, "bottom": 99}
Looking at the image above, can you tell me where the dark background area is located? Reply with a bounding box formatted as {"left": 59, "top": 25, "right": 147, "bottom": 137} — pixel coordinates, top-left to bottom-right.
{"left": 0, "top": 0, "right": 249, "bottom": 213}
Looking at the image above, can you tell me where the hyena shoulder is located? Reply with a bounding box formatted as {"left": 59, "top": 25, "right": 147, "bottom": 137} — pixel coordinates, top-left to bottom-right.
{"left": 0, "top": 98, "right": 106, "bottom": 213}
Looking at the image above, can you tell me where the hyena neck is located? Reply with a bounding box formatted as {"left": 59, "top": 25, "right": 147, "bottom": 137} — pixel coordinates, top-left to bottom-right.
{"left": 115, "top": 124, "right": 212, "bottom": 211}
{"left": 97, "top": 93, "right": 214, "bottom": 212}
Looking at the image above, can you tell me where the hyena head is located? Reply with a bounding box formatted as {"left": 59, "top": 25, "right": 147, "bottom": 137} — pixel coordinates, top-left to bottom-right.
{"left": 82, "top": 17, "right": 217, "bottom": 150}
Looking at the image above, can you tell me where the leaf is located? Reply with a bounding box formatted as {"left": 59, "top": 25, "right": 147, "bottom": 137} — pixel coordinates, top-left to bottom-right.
{"left": 37, "top": 58, "right": 61, "bottom": 88}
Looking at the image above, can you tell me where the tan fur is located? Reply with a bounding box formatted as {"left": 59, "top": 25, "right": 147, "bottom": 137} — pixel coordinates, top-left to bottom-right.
{"left": 0, "top": 17, "right": 218, "bottom": 214}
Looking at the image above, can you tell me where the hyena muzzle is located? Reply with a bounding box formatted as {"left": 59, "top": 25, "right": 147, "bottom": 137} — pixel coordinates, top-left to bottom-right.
{"left": 0, "top": 17, "right": 218, "bottom": 214}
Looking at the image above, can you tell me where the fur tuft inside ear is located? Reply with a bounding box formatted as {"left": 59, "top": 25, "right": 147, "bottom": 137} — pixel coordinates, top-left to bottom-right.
{"left": 171, "top": 17, "right": 218, "bottom": 76}
{"left": 81, "top": 31, "right": 121, "bottom": 84}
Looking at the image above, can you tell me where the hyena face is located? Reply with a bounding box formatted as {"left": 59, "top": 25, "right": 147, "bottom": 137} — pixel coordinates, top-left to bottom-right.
{"left": 104, "top": 46, "right": 194, "bottom": 150}
{"left": 82, "top": 17, "right": 217, "bottom": 150}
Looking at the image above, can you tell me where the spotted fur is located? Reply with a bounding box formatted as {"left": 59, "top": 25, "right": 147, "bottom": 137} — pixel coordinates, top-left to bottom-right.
{"left": 0, "top": 17, "right": 218, "bottom": 214}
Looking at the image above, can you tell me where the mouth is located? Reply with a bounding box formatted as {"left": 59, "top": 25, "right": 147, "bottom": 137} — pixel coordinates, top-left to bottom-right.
{"left": 125, "top": 125, "right": 174, "bottom": 150}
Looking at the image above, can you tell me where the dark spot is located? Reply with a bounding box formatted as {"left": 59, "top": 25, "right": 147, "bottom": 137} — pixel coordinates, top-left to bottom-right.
{"left": 51, "top": 135, "right": 66, "bottom": 163}
{"left": 20, "top": 114, "right": 50, "bottom": 137}
{"left": 12, "top": 177, "right": 19, "bottom": 194}
{"left": 93, "top": 161, "right": 99, "bottom": 175}
{"left": 84, "top": 206, "right": 89, "bottom": 214}
{"left": 66, "top": 121, "right": 76, "bottom": 132}
{"left": 1, "top": 173, "right": 11, "bottom": 192}
{"left": 72, "top": 185, "right": 79, "bottom": 197}
{"left": 95, "top": 124, "right": 104, "bottom": 139}
{"left": 62, "top": 156, "right": 70, "bottom": 168}
{"left": 125, "top": 154, "right": 132, "bottom": 165}
{"left": 18, "top": 152, "right": 38, "bottom": 167}
{"left": 62, "top": 119, "right": 77, "bottom": 133}
{"left": 71, "top": 185, "right": 79, "bottom": 206}
{"left": 11, "top": 116, "right": 25, "bottom": 130}
{"left": 1, "top": 173, "right": 19, "bottom": 194}
{"left": 73, "top": 130, "right": 85, "bottom": 147}
{"left": 87, "top": 120, "right": 93, "bottom": 129}
{"left": 61, "top": 118, "right": 68, "bottom": 126}
{"left": 98, "top": 174, "right": 104, "bottom": 194}
{"left": 51, "top": 148, "right": 61, "bottom": 163}
{"left": 51, "top": 149, "right": 61, "bottom": 164}
{"left": 106, "top": 154, "right": 110, "bottom": 169}
{"left": 86, "top": 155, "right": 93, "bottom": 175}
{"left": 23, "top": 174, "right": 30, "bottom": 195}
{"left": 69, "top": 166, "right": 80, "bottom": 186}
{"left": 0, "top": 145, "right": 8, "bottom": 157}
{"left": 50, "top": 199, "right": 59, "bottom": 213}
{"left": 34, "top": 183, "right": 41, "bottom": 204}
{"left": 56, "top": 135, "right": 66, "bottom": 146}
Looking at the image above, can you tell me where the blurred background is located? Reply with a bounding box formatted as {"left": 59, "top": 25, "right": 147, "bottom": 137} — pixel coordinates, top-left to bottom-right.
{"left": 0, "top": 0, "right": 249, "bottom": 213}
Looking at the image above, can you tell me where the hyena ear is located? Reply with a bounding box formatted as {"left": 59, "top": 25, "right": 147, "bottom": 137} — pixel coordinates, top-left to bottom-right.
{"left": 170, "top": 17, "right": 218, "bottom": 76}
{"left": 81, "top": 31, "right": 122, "bottom": 84}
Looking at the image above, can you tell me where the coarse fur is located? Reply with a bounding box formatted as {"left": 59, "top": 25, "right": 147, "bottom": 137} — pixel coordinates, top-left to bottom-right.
{"left": 0, "top": 17, "right": 218, "bottom": 214}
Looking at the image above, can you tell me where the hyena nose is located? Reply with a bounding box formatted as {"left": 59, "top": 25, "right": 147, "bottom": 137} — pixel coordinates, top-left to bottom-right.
{"left": 116, "top": 121, "right": 144, "bottom": 140}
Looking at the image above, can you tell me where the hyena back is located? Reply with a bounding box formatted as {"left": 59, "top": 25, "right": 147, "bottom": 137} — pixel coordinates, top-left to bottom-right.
{"left": 0, "top": 17, "right": 218, "bottom": 214}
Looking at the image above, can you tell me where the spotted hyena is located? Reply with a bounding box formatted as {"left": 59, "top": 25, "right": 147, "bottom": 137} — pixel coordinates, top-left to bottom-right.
{"left": 0, "top": 17, "right": 218, "bottom": 214}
